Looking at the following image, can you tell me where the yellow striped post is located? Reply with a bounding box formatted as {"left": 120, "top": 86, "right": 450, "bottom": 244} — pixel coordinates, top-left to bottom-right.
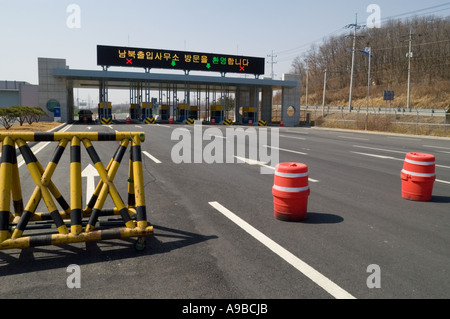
{"left": 11, "top": 148, "right": 24, "bottom": 220}
{"left": 70, "top": 136, "right": 83, "bottom": 235}
{"left": 131, "top": 135, "right": 147, "bottom": 229}
{"left": 16, "top": 139, "right": 69, "bottom": 235}
{"left": 0, "top": 137, "right": 14, "bottom": 242}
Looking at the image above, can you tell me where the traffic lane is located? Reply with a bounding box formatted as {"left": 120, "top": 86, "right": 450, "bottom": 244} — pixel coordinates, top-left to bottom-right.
{"left": 275, "top": 137, "right": 450, "bottom": 298}
{"left": 1, "top": 125, "right": 241, "bottom": 299}
{"left": 140, "top": 124, "right": 450, "bottom": 298}
{"left": 143, "top": 153, "right": 333, "bottom": 298}
{"left": 68, "top": 124, "right": 330, "bottom": 298}
{"left": 125, "top": 125, "right": 337, "bottom": 298}
{"left": 305, "top": 127, "right": 450, "bottom": 166}
{"left": 140, "top": 126, "right": 355, "bottom": 298}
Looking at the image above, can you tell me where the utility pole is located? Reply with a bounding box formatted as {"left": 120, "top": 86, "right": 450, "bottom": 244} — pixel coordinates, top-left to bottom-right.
{"left": 348, "top": 14, "right": 358, "bottom": 113}
{"left": 267, "top": 50, "right": 277, "bottom": 79}
{"left": 322, "top": 69, "right": 328, "bottom": 117}
{"left": 406, "top": 27, "right": 413, "bottom": 110}
{"left": 305, "top": 68, "right": 309, "bottom": 106}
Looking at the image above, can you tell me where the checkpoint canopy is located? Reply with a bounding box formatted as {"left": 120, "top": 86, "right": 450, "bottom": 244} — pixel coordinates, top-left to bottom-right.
{"left": 39, "top": 45, "right": 301, "bottom": 125}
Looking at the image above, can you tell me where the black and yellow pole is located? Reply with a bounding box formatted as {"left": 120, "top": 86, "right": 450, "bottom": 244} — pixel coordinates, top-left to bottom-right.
{"left": 10, "top": 146, "right": 24, "bottom": 220}
{"left": 0, "top": 137, "right": 14, "bottom": 242}
{"left": 131, "top": 135, "right": 147, "bottom": 229}
{"left": 16, "top": 139, "right": 69, "bottom": 235}
{"left": 0, "top": 132, "right": 145, "bottom": 143}
{"left": 84, "top": 142, "right": 121, "bottom": 215}
{"left": 127, "top": 155, "right": 135, "bottom": 208}
{"left": 83, "top": 138, "right": 134, "bottom": 231}
{"left": 70, "top": 136, "right": 83, "bottom": 235}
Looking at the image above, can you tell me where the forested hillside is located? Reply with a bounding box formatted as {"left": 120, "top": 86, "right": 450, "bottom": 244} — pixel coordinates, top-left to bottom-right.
{"left": 291, "top": 16, "right": 450, "bottom": 109}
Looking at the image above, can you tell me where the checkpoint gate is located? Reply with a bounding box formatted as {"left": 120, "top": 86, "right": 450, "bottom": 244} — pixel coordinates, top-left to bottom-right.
{"left": 0, "top": 132, "right": 153, "bottom": 251}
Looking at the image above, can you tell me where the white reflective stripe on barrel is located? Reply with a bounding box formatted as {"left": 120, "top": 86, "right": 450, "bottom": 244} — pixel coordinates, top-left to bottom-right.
{"left": 404, "top": 158, "right": 435, "bottom": 165}
{"left": 275, "top": 171, "right": 309, "bottom": 178}
{"left": 273, "top": 185, "right": 310, "bottom": 192}
{"left": 401, "top": 169, "right": 436, "bottom": 178}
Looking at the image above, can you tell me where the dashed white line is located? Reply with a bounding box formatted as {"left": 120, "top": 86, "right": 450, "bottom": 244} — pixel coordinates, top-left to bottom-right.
{"left": 263, "top": 145, "right": 308, "bottom": 155}
{"left": 234, "top": 156, "right": 319, "bottom": 183}
{"left": 338, "top": 136, "right": 369, "bottom": 141}
{"left": 208, "top": 201, "right": 356, "bottom": 299}
{"left": 280, "top": 135, "right": 306, "bottom": 140}
{"left": 351, "top": 151, "right": 450, "bottom": 184}
{"left": 143, "top": 151, "right": 162, "bottom": 164}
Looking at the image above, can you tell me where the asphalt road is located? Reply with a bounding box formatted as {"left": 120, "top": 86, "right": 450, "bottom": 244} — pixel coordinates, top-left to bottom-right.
{"left": 0, "top": 122, "right": 449, "bottom": 301}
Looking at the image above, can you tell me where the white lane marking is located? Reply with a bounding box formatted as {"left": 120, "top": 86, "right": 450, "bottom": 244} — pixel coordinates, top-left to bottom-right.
{"left": 14, "top": 124, "right": 73, "bottom": 168}
{"left": 387, "top": 136, "right": 422, "bottom": 141}
{"left": 82, "top": 164, "right": 99, "bottom": 203}
{"left": 338, "top": 136, "right": 369, "bottom": 141}
{"left": 263, "top": 145, "right": 308, "bottom": 155}
{"left": 143, "top": 151, "right": 162, "bottom": 164}
{"left": 234, "top": 156, "right": 319, "bottom": 183}
{"left": 351, "top": 152, "right": 403, "bottom": 161}
{"left": 352, "top": 152, "right": 450, "bottom": 184}
{"left": 208, "top": 201, "right": 356, "bottom": 300}
{"left": 423, "top": 145, "right": 450, "bottom": 151}
{"left": 280, "top": 135, "right": 306, "bottom": 140}
{"left": 353, "top": 145, "right": 406, "bottom": 154}
{"left": 18, "top": 142, "right": 51, "bottom": 168}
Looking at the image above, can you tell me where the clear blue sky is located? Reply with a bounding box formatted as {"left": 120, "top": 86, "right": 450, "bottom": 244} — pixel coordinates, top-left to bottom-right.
{"left": 1, "top": 0, "right": 449, "bottom": 104}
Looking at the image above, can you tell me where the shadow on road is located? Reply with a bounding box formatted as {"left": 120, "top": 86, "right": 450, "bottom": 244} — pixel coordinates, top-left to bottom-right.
{"left": 431, "top": 195, "right": 450, "bottom": 203}
{"left": 0, "top": 224, "right": 217, "bottom": 276}
{"left": 300, "top": 212, "right": 344, "bottom": 224}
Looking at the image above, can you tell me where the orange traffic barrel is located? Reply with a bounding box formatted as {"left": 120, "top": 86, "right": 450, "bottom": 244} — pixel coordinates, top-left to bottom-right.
{"left": 401, "top": 152, "right": 436, "bottom": 201}
{"left": 272, "top": 163, "right": 310, "bottom": 221}
{"left": 280, "top": 121, "right": 284, "bottom": 127}
{"left": 169, "top": 118, "right": 174, "bottom": 124}
{"left": 249, "top": 120, "right": 253, "bottom": 126}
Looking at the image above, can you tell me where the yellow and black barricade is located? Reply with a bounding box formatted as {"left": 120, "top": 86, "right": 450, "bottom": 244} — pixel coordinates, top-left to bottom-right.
{"left": 101, "top": 117, "right": 112, "bottom": 125}
{"left": 0, "top": 132, "right": 153, "bottom": 251}
{"left": 224, "top": 119, "right": 233, "bottom": 126}
{"left": 258, "top": 120, "right": 267, "bottom": 127}
{"left": 144, "top": 117, "right": 155, "bottom": 124}
{"left": 185, "top": 118, "right": 195, "bottom": 125}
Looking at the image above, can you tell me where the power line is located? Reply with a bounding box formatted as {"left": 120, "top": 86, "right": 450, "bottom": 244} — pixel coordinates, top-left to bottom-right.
{"left": 267, "top": 50, "right": 277, "bottom": 78}
{"left": 273, "top": 3, "right": 450, "bottom": 61}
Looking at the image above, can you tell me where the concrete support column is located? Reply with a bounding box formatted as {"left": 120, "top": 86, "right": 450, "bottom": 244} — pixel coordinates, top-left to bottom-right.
{"left": 281, "top": 74, "right": 302, "bottom": 127}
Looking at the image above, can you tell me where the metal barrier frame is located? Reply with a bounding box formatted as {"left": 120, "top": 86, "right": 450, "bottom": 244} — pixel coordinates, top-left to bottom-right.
{"left": 0, "top": 132, "right": 153, "bottom": 251}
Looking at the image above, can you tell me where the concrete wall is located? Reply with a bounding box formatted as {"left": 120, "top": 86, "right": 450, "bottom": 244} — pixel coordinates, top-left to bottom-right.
{"left": 38, "top": 58, "right": 72, "bottom": 122}
{"left": 261, "top": 87, "right": 272, "bottom": 123}
{"left": 0, "top": 81, "right": 39, "bottom": 108}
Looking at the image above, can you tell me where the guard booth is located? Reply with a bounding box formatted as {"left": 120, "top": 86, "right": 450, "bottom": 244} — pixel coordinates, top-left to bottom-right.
{"left": 177, "top": 105, "right": 198, "bottom": 122}
{"left": 210, "top": 105, "right": 223, "bottom": 123}
{"left": 242, "top": 107, "right": 256, "bottom": 124}
{"left": 98, "top": 102, "right": 112, "bottom": 124}
{"left": 142, "top": 102, "right": 153, "bottom": 121}
{"left": 129, "top": 104, "right": 141, "bottom": 120}
{"left": 159, "top": 105, "right": 169, "bottom": 121}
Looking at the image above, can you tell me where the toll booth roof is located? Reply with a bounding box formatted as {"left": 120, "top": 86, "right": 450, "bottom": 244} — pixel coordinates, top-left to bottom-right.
{"left": 53, "top": 69, "right": 298, "bottom": 91}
